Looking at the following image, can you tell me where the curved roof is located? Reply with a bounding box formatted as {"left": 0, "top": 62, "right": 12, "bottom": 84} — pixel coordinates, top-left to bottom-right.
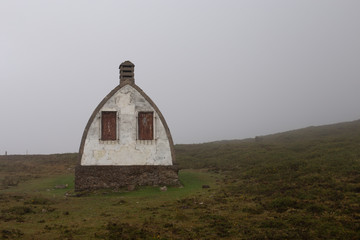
{"left": 78, "top": 81, "right": 176, "bottom": 165}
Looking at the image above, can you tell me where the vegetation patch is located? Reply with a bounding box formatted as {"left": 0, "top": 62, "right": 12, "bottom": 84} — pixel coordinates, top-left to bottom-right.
{"left": 25, "top": 196, "right": 55, "bottom": 205}
{"left": 0, "top": 120, "right": 360, "bottom": 239}
{"left": 1, "top": 228, "right": 24, "bottom": 239}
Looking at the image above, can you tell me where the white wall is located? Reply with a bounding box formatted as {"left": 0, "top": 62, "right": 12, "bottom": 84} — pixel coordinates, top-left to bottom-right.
{"left": 81, "top": 85, "right": 172, "bottom": 166}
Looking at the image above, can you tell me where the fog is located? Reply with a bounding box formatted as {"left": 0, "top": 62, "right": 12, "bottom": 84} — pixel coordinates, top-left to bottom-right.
{"left": 1, "top": 0, "right": 360, "bottom": 154}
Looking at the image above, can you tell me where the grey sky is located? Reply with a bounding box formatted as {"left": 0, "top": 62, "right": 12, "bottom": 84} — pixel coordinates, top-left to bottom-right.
{"left": 1, "top": 0, "right": 360, "bottom": 154}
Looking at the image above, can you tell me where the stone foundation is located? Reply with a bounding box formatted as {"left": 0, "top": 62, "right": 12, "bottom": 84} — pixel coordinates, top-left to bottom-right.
{"left": 75, "top": 165, "right": 180, "bottom": 191}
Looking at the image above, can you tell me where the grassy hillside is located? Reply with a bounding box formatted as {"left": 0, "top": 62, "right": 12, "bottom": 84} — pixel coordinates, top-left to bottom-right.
{"left": 0, "top": 120, "right": 359, "bottom": 239}
{"left": 176, "top": 119, "right": 360, "bottom": 239}
{"left": 176, "top": 119, "right": 360, "bottom": 170}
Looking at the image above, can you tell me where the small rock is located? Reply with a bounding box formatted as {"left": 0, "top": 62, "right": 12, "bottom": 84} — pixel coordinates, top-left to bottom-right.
{"left": 54, "top": 184, "right": 68, "bottom": 189}
{"left": 160, "top": 186, "right": 167, "bottom": 191}
{"left": 127, "top": 185, "right": 136, "bottom": 191}
{"left": 202, "top": 185, "right": 210, "bottom": 189}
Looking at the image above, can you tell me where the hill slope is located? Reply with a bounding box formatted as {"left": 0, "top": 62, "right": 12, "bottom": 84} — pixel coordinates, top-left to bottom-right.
{"left": 176, "top": 119, "right": 360, "bottom": 170}
{"left": 176, "top": 119, "right": 360, "bottom": 239}
{"left": 0, "top": 120, "right": 359, "bottom": 239}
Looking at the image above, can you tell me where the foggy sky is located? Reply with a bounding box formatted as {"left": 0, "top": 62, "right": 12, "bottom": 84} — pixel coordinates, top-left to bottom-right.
{"left": 1, "top": 1, "right": 360, "bottom": 154}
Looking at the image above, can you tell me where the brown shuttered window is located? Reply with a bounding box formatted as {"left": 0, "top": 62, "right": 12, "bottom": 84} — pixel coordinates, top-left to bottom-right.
{"left": 138, "top": 112, "right": 154, "bottom": 140}
{"left": 101, "top": 111, "right": 117, "bottom": 140}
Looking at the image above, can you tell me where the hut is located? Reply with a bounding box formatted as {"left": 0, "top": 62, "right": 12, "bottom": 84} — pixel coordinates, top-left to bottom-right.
{"left": 75, "top": 61, "right": 179, "bottom": 191}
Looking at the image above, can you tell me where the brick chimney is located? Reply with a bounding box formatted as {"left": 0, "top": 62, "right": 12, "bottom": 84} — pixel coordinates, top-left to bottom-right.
{"left": 119, "top": 61, "right": 135, "bottom": 84}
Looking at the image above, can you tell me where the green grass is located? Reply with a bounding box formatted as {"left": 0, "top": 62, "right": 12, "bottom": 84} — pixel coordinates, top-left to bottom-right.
{"left": 0, "top": 119, "right": 360, "bottom": 239}
{"left": 0, "top": 169, "right": 221, "bottom": 239}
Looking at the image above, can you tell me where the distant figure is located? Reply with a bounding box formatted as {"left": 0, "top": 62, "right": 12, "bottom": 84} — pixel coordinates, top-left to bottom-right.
{"left": 5, "top": 151, "right": 7, "bottom": 156}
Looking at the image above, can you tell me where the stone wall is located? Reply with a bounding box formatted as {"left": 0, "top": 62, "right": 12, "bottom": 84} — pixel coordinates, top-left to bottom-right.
{"left": 75, "top": 165, "right": 180, "bottom": 191}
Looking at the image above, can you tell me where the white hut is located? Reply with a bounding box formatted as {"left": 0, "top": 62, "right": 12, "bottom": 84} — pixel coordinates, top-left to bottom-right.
{"left": 75, "top": 61, "right": 178, "bottom": 191}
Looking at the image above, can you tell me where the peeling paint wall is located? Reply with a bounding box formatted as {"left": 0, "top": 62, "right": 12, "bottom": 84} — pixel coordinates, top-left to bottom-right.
{"left": 81, "top": 85, "right": 172, "bottom": 166}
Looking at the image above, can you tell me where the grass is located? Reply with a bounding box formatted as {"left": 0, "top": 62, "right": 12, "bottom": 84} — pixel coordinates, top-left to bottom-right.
{"left": 0, "top": 119, "right": 360, "bottom": 239}
{"left": 0, "top": 169, "right": 220, "bottom": 239}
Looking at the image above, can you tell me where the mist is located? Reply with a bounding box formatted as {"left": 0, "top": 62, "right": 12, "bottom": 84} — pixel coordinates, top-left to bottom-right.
{"left": 1, "top": 0, "right": 360, "bottom": 154}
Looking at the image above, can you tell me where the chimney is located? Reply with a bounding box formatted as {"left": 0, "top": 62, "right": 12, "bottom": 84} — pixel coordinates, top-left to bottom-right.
{"left": 119, "top": 61, "right": 135, "bottom": 84}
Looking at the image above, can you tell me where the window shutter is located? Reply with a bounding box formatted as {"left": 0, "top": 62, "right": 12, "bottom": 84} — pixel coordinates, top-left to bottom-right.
{"left": 138, "top": 112, "right": 153, "bottom": 140}
{"left": 101, "top": 112, "right": 117, "bottom": 140}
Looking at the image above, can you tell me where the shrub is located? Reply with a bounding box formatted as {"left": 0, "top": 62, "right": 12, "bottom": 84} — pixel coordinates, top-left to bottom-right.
{"left": 200, "top": 214, "right": 232, "bottom": 237}
{"left": 306, "top": 204, "right": 326, "bottom": 214}
{"left": 106, "top": 222, "right": 150, "bottom": 240}
{"left": 2, "top": 206, "right": 34, "bottom": 215}
{"left": 25, "top": 196, "right": 54, "bottom": 205}
{"left": 269, "top": 197, "right": 299, "bottom": 213}
{"left": 1, "top": 229, "right": 24, "bottom": 239}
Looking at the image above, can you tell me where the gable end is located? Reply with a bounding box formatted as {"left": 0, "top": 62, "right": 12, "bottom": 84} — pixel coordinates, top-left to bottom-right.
{"left": 78, "top": 82, "right": 176, "bottom": 165}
